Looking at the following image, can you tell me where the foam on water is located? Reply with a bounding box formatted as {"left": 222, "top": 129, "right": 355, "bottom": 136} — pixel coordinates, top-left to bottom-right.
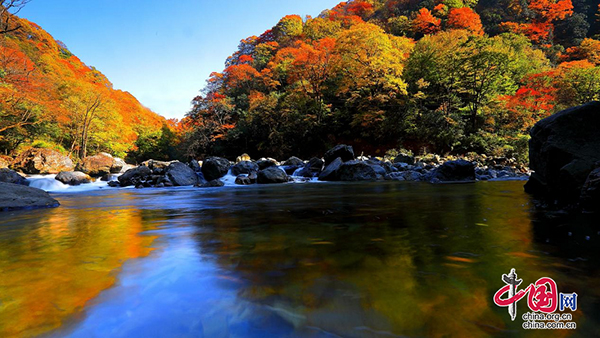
{"left": 27, "top": 175, "right": 115, "bottom": 193}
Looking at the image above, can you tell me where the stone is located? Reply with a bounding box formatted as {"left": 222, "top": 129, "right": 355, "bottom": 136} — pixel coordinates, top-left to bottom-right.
{"left": 12, "top": 148, "right": 74, "bottom": 174}
{"left": 118, "top": 166, "right": 152, "bottom": 187}
{"left": 525, "top": 102, "right": 600, "bottom": 203}
{"left": 295, "top": 157, "right": 324, "bottom": 177}
{"left": 189, "top": 159, "right": 202, "bottom": 172}
{"left": 236, "top": 153, "right": 251, "bottom": 163}
{"left": 257, "top": 167, "right": 289, "bottom": 184}
{"left": 79, "top": 153, "right": 115, "bottom": 176}
{"left": 111, "top": 158, "right": 126, "bottom": 173}
{"left": 338, "top": 161, "right": 377, "bottom": 181}
{"left": 0, "top": 168, "right": 27, "bottom": 185}
{"left": 55, "top": 171, "right": 92, "bottom": 186}
{"left": 201, "top": 157, "right": 231, "bottom": 181}
{"left": 166, "top": 162, "right": 199, "bottom": 186}
{"left": 0, "top": 182, "right": 60, "bottom": 211}
{"left": 256, "top": 159, "right": 278, "bottom": 170}
{"left": 235, "top": 175, "right": 253, "bottom": 185}
{"left": 231, "top": 161, "right": 259, "bottom": 176}
{"left": 427, "top": 160, "right": 475, "bottom": 182}
{"left": 393, "top": 153, "right": 415, "bottom": 165}
{"left": 283, "top": 156, "right": 304, "bottom": 166}
{"left": 318, "top": 157, "right": 343, "bottom": 181}
{"left": 198, "top": 179, "right": 225, "bottom": 188}
{"left": 323, "top": 145, "right": 355, "bottom": 166}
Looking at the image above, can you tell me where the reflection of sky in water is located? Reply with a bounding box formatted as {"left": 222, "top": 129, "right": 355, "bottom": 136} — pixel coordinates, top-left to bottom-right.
{"left": 0, "top": 182, "right": 598, "bottom": 337}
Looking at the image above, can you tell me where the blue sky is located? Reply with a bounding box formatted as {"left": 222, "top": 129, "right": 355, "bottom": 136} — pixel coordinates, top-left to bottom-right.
{"left": 19, "top": 0, "right": 341, "bottom": 119}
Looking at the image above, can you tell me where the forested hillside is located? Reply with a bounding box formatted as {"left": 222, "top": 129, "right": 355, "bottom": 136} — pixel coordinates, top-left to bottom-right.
{"left": 0, "top": 11, "right": 166, "bottom": 160}
{"left": 183, "top": 0, "right": 600, "bottom": 162}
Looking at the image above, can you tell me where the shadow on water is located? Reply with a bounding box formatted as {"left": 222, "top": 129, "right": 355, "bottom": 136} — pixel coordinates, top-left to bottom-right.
{"left": 0, "top": 182, "right": 598, "bottom": 337}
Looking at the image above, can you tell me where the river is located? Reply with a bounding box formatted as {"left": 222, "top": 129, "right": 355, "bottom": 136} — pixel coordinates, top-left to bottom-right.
{"left": 0, "top": 181, "right": 598, "bottom": 337}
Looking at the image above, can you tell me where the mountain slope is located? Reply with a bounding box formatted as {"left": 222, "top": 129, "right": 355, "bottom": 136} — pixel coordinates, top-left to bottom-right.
{"left": 0, "top": 15, "right": 166, "bottom": 158}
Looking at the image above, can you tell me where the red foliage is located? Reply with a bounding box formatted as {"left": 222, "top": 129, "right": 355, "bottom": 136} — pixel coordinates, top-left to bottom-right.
{"left": 447, "top": 7, "right": 484, "bottom": 35}
{"left": 413, "top": 8, "right": 441, "bottom": 35}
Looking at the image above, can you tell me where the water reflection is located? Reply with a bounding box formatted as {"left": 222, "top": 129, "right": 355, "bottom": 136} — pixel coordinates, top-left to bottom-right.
{"left": 0, "top": 182, "right": 598, "bottom": 337}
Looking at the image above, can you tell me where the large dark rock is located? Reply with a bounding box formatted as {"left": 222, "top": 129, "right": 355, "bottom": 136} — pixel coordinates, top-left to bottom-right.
{"left": 55, "top": 171, "right": 92, "bottom": 186}
{"left": 12, "top": 148, "right": 74, "bottom": 174}
{"left": 256, "top": 159, "right": 278, "bottom": 170}
{"left": 141, "top": 159, "right": 177, "bottom": 174}
{"left": 0, "top": 168, "right": 27, "bottom": 185}
{"left": 235, "top": 175, "right": 253, "bottom": 185}
{"left": 428, "top": 160, "right": 475, "bottom": 182}
{"left": 166, "top": 162, "right": 198, "bottom": 186}
{"left": 323, "top": 145, "right": 354, "bottom": 166}
{"left": 580, "top": 166, "right": 600, "bottom": 213}
{"left": 393, "top": 153, "right": 415, "bottom": 165}
{"left": 231, "top": 161, "right": 259, "bottom": 176}
{"left": 257, "top": 167, "right": 289, "bottom": 184}
{"left": 201, "top": 157, "right": 231, "bottom": 181}
{"left": 525, "top": 102, "right": 600, "bottom": 203}
{"left": 118, "top": 166, "right": 152, "bottom": 187}
{"left": 0, "top": 182, "right": 60, "bottom": 211}
{"left": 79, "top": 153, "right": 115, "bottom": 176}
{"left": 296, "top": 157, "right": 325, "bottom": 178}
{"left": 318, "top": 157, "right": 343, "bottom": 181}
{"left": 338, "top": 161, "right": 377, "bottom": 181}
{"left": 283, "top": 156, "right": 304, "bottom": 166}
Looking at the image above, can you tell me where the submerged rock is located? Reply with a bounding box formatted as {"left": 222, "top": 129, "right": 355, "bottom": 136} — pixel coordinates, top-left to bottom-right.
{"left": 257, "top": 167, "right": 289, "bottom": 184}
{"left": 0, "top": 182, "right": 59, "bottom": 211}
{"left": 202, "top": 157, "right": 231, "bottom": 181}
{"left": 525, "top": 102, "right": 600, "bottom": 204}
{"left": 12, "top": 148, "right": 74, "bottom": 174}
{"left": 231, "top": 161, "right": 259, "bottom": 176}
{"left": 166, "top": 162, "right": 198, "bottom": 186}
{"left": 198, "top": 179, "right": 225, "bottom": 188}
{"left": 0, "top": 168, "right": 27, "bottom": 185}
{"left": 338, "top": 161, "right": 377, "bottom": 181}
{"left": 323, "top": 145, "right": 354, "bottom": 166}
{"left": 55, "top": 171, "right": 92, "bottom": 186}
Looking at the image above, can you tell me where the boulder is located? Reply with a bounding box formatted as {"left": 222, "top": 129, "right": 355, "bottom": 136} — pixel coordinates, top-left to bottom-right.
{"left": 338, "top": 161, "right": 377, "bottom": 181}
{"left": 0, "top": 182, "right": 59, "bottom": 211}
{"left": 235, "top": 175, "right": 253, "bottom": 185}
{"left": 318, "top": 157, "right": 343, "bottom": 181}
{"left": 55, "top": 171, "right": 92, "bottom": 186}
{"left": 323, "top": 144, "right": 354, "bottom": 166}
{"left": 369, "top": 164, "right": 387, "bottom": 177}
{"left": 427, "top": 160, "right": 475, "bottom": 182}
{"left": 0, "top": 168, "right": 27, "bottom": 185}
{"left": 118, "top": 165, "right": 152, "bottom": 187}
{"left": 393, "top": 153, "right": 415, "bottom": 165}
{"left": 283, "top": 156, "right": 304, "bottom": 166}
{"left": 201, "top": 157, "right": 231, "bottom": 181}
{"left": 12, "top": 148, "right": 74, "bottom": 174}
{"left": 257, "top": 167, "right": 289, "bottom": 184}
{"left": 580, "top": 166, "right": 600, "bottom": 213}
{"left": 236, "top": 153, "right": 251, "bottom": 163}
{"left": 166, "top": 162, "right": 199, "bottom": 186}
{"left": 111, "top": 158, "right": 126, "bottom": 173}
{"left": 141, "top": 159, "right": 176, "bottom": 174}
{"left": 79, "top": 153, "right": 114, "bottom": 176}
{"left": 256, "top": 159, "right": 278, "bottom": 170}
{"left": 198, "top": 179, "right": 225, "bottom": 188}
{"left": 189, "top": 159, "right": 202, "bottom": 172}
{"left": 231, "top": 161, "right": 259, "bottom": 176}
{"left": 525, "top": 102, "right": 600, "bottom": 203}
{"left": 296, "top": 157, "right": 324, "bottom": 177}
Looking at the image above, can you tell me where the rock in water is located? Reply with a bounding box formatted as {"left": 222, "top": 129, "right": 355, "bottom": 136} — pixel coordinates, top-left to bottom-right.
{"left": 118, "top": 166, "right": 152, "bottom": 187}
{"left": 198, "top": 179, "right": 225, "bottom": 188}
{"left": 323, "top": 145, "right": 355, "bottom": 166}
{"left": 338, "top": 161, "right": 377, "bottom": 181}
{"left": 0, "top": 182, "right": 60, "bottom": 211}
{"left": 12, "top": 148, "right": 74, "bottom": 174}
{"left": 231, "top": 161, "right": 259, "bottom": 176}
{"left": 55, "top": 171, "right": 92, "bottom": 186}
{"left": 393, "top": 153, "right": 415, "bottom": 165}
{"left": 427, "top": 160, "right": 475, "bottom": 182}
{"left": 296, "top": 157, "right": 324, "bottom": 177}
{"left": 283, "top": 156, "right": 304, "bottom": 166}
{"left": 111, "top": 158, "right": 126, "bottom": 173}
{"left": 201, "top": 157, "right": 231, "bottom": 181}
{"left": 525, "top": 102, "right": 600, "bottom": 203}
{"left": 78, "top": 153, "right": 115, "bottom": 176}
{"left": 166, "top": 162, "right": 199, "bottom": 186}
{"left": 0, "top": 168, "right": 27, "bottom": 185}
{"left": 256, "top": 159, "right": 278, "bottom": 170}
{"left": 257, "top": 167, "right": 289, "bottom": 184}
{"left": 235, "top": 175, "right": 253, "bottom": 185}
{"left": 318, "top": 157, "right": 343, "bottom": 181}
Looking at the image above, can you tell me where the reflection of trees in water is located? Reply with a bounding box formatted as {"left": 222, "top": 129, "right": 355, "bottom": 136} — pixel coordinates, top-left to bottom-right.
{"left": 192, "top": 181, "right": 586, "bottom": 337}
{"left": 0, "top": 193, "right": 160, "bottom": 337}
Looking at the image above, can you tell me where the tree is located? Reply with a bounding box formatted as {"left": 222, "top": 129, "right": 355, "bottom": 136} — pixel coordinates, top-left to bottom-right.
{"left": 447, "top": 7, "right": 484, "bottom": 35}
{"left": 413, "top": 8, "right": 442, "bottom": 35}
{"left": 0, "top": 0, "right": 30, "bottom": 34}
{"left": 63, "top": 86, "right": 107, "bottom": 159}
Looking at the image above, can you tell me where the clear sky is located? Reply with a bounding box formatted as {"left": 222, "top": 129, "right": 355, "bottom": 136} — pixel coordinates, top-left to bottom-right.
{"left": 19, "top": 0, "right": 341, "bottom": 119}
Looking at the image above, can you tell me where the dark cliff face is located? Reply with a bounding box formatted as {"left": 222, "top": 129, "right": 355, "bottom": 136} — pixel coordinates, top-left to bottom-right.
{"left": 525, "top": 101, "right": 600, "bottom": 206}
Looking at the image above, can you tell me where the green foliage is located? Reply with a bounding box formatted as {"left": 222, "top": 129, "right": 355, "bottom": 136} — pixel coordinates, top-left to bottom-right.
{"left": 127, "top": 124, "right": 180, "bottom": 163}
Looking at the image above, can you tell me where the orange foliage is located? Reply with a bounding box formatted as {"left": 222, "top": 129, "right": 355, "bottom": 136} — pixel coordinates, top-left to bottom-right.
{"left": 447, "top": 7, "right": 484, "bottom": 35}
{"left": 413, "top": 8, "right": 441, "bottom": 35}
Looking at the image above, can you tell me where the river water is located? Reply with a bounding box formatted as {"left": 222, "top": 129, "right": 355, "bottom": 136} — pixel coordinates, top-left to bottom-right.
{"left": 0, "top": 181, "right": 598, "bottom": 337}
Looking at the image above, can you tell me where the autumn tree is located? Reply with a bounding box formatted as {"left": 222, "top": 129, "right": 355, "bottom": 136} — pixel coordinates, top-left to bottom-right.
{"left": 447, "top": 7, "right": 484, "bottom": 35}
{"left": 413, "top": 8, "right": 441, "bottom": 35}
{"left": 0, "top": 0, "right": 30, "bottom": 34}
